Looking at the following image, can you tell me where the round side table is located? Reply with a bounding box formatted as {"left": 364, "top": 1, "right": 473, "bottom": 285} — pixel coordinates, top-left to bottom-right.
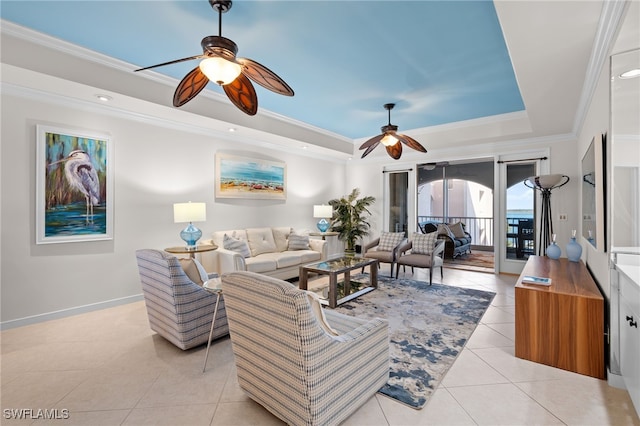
{"left": 165, "top": 244, "right": 217, "bottom": 259}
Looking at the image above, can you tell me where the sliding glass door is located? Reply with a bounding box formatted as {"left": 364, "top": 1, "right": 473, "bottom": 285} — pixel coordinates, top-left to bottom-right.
{"left": 387, "top": 171, "right": 409, "bottom": 235}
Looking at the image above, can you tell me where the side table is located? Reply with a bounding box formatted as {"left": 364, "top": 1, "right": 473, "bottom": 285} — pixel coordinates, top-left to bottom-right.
{"left": 202, "top": 276, "right": 222, "bottom": 373}
{"left": 309, "top": 231, "right": 339, "bottom": 241}
{"left": 165, "top": 244, "right": 217, "bottom": 259}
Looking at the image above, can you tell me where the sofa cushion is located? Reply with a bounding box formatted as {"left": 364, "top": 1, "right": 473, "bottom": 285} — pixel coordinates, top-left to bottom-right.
{"left": 448, "top": 222, "right": 467, "bottom": 239}
{"left": 272, "top": 227, "right": 292, "bottom": 252}
{"left": 378, "top": 231, "right": 405, "bottom": 251}
{"left": 288, "top": 233, "right": 310, "bottom": 250}
{"left": 223, "top": 233, "right": 251, "bottom": 258}
{"left": 178, "top": 257, "right": 208, "bottom": 285}
{"left": 305, "top": 291, "right": 339, "bottom": 335}
{"left": 247, "top": 227, "right": 277, "bottom": 257}
{"left": 245, "top": 257, "right": 278, "bottom": 273}
{"left": 412, "top": 231, "right": 438, "bottom": 255}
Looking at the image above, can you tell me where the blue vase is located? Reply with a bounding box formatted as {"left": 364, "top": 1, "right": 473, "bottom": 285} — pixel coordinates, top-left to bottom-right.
{"left": 566, "top": 231, "right": 582, "bottom": 262}
{"left": 546, "top": 241, "right": 561, "bottom": 260}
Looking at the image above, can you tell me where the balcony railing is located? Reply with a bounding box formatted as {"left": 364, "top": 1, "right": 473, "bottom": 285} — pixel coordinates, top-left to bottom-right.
{"left": 418, "top": 216, "right": 493, "bottom": 246}
{"left": 417, "top": 216, "right": 535, "bottom": 256}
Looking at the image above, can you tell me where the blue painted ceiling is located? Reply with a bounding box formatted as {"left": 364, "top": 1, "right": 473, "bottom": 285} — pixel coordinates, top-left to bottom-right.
{"left": 1, "top": 1, "right": 524, "bottom": 140}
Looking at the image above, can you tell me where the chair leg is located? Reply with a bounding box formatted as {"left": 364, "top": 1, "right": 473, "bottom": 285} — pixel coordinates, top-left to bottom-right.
{"left": 429, "top": 267, "right": 433, "bottom": 285}
{"left": 395, "top": 263, "right": 400, "bottom": 278}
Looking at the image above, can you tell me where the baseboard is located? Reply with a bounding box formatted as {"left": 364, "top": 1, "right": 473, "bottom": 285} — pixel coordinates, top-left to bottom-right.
{"left": 607, "top": 369, "right": 626, "bottom": 389}
{"left": 0, "top": 294, "right": 144, "bottom": 330}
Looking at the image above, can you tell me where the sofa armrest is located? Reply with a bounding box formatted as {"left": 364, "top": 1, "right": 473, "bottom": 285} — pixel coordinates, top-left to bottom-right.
{"left": 308, "top": 238, "right": 328, "bottom": 260}
{"left": 216, "top": 248, "right": 248, "bottom": 274}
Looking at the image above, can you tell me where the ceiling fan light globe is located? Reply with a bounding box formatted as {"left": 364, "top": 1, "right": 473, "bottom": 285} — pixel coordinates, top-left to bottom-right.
{"left": 199, "top": 57, "right": 242, "bottom": 85}
{"left": 381, "top": 133, "right": 399, "bottom": 147}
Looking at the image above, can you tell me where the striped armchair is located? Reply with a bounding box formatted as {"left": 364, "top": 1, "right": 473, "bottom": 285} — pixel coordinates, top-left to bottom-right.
{"left": 135, "top": 249, "right": 228, "bottom": 350}
{"left": 221, "top": 271, "right": 389, "bottom": 426}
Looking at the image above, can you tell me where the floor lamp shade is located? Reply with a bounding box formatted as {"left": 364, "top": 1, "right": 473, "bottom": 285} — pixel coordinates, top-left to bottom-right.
{"left": 313, "top": 205, "right": 332, "bottom": 232}
{"left": 173, "top": 202, "right": 206, "bottom": 249}
{"left": 524, "top": 175, "right": 570, "bottom": 255}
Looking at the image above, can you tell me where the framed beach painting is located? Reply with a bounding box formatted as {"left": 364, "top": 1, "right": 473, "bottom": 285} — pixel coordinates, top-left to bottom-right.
{"left": 215, "top": 153, "right": 286, "bottom": 200}
{"left": 36, "top": 124, "right": 114, "bottom": 244}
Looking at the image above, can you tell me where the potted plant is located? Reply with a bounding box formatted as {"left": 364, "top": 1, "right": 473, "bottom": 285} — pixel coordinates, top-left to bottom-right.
{"left": 328, "top": 188, "right": 375, "bottom": 256}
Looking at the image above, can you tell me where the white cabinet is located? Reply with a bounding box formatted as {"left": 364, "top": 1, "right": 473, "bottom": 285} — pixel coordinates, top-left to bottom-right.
{"left": 619, "top": 264, "right": 640, "bottom": 415}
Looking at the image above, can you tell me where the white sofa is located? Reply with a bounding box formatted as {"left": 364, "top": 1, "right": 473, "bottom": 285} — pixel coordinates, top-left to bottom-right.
{"left": 200, "top": 227, "right": 327, "bottom": 280}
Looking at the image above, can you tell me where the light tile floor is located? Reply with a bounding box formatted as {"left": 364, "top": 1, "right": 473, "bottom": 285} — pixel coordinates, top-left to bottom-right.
{"left": 2, "top": 266, "right": 639, "bottom": 425}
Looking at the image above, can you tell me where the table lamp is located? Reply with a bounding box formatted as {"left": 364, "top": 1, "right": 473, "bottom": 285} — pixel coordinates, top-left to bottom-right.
{"left": 313, "top": 205, "right": 332, "bottom": 232}
{"left": 174, "top": 202, "right": 207, "bottom": 249}
{"left": 524, "top": 174, "right": 570, "bottom": 255}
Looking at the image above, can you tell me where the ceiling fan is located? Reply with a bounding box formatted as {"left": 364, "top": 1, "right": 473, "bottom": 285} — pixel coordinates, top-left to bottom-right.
{"left": 359, "top": 103, "right": 427, "bottom": 160}
{"left": 134, "top": 0, "right": 294, "bottom": 116}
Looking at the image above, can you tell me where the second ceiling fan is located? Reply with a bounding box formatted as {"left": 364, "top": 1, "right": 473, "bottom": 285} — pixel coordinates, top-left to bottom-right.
{"left": 135, "top": 0, "right": 294, "bottom": 116}
{"left": 359, "top": 103, "right": 427, "bottom": 160}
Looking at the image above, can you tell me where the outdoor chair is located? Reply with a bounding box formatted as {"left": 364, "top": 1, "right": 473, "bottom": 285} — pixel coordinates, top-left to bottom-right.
{"left": 221, "top": 271, "right": 389, "bottom": 426}
{"left": 396, "top": 237, "right": 445, "bottom": 284}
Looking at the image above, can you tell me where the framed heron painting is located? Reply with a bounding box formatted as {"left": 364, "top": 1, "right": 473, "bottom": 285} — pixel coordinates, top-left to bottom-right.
{"left": 36, "top": 124, "right": 114, "bottom": 244}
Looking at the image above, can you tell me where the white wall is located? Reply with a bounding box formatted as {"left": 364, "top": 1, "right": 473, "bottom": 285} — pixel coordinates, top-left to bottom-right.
{"left": 0, "top": 93, "right": 346, "bottom": 326}
{"left": 577, "top": 61, "right": 611, "bottom": 297}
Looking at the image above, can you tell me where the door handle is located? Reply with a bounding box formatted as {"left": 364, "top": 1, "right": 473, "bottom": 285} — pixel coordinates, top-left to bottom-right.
{"left": 627, "top": 315, "right": 638, "bottom": 328}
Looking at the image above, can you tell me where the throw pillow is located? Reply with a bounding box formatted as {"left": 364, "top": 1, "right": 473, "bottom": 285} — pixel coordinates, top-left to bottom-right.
{"left": 305, "top": 291, "right": 339, "bottom": 336}
{"left": 448, "top": 222, "right": 467, "bottom": 239}
{"left": 178, "top": 257, "right": 209, "bottom": 286}
{"left": 411, "top": 231, "right": 438, "bottom": 255}
{"left": 378, "top": 231, "right": 405, "bottom": 251}
{"left": 437, "top": 223, "right": 456, "bottom": 240}
{"left": 246, "top": 227, "right": 278, "bottom": 257}
{"left": 223, "top": 234, "right": 251, "bottom": 258}
{"left": 288, "top": 233, "right": 310, "bottom": 250}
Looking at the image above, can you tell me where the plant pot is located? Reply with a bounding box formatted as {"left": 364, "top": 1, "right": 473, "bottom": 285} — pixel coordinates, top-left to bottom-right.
{"left": 344, "top": 249, "right": 356, "bottom": 257}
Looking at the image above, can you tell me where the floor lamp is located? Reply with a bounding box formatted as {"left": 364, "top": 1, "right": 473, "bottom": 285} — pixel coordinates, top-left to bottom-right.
{"left": 524, "top": 174, "right": 570, "bottom": 255}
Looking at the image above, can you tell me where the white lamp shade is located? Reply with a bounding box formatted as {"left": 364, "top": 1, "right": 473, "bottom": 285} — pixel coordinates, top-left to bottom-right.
{"left": 313, "top": 205, "right": 333, "bottom": 218}
{"left": 174, "top": 202, "right": 206, "bottom": 223}
{"left": 199, "top": 57, "right": 242, "bottom": 85}
{"left": 527, "top": 174, "right": 567, "bottom": 189}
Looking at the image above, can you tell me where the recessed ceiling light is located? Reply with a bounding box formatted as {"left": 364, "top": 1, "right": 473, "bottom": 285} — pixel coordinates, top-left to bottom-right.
{"left": 620, "top": 68, "right": 640, "bottom": 79}
{"left": 95, "top": 94, "right": 112, "bottom": 102}
{"left": 302, "top": 146, "right": 307, "bottom": 150}
{"left": 228, "top": 127, "right": 236, "bottom": 132}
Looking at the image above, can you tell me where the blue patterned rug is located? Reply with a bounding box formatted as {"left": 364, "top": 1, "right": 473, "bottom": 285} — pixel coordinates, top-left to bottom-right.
{"left": 334, "top": 274, "right": 495, "bottom": 409}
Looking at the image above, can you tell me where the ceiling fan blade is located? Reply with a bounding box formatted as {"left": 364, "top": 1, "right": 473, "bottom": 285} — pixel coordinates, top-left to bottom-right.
{"left": 135, "top": 55, "right": 204, "bottom": 72}
{"left": 385, "top": 142, "right": 403, "bottom": 160}
{"left": 396, "top": 133, "right": 427, "bottom": 153}
{"left": 359, "top": 133, "right": 384, "bottom": 150}
{"left": 173, "top": 67, "right": 209, "bottom": 107}
{"left": 360, "top": 140, "right": 380, "bottom": 158}
{"left": 237, "top": 58, "right": 294, "bottom": 96}
{"left": 223, "top": 73, "right": 258, "bottom": 115}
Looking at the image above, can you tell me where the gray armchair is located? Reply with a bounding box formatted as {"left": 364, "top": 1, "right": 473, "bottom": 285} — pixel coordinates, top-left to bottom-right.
{"left": 362, "top": 232, "right": 406, "bottom": 276}
{"left": 221, "top": 271, "right": 389, "bottom": 426}
{"left": 135, "top": 249, "right": 228, "bottom": 350}
{"left": 396, "top": 239, "right": 445, "bottom": 284}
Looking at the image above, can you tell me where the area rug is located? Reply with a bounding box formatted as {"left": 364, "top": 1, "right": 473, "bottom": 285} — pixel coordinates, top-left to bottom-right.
{"left": 335, "top": 274, "right": 495, "bottom": 409}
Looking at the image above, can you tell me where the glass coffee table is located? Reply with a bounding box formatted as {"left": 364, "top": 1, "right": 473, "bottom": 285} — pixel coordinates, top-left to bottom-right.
{"left": 299, "top": 256, "right": 378, "bottom": 308}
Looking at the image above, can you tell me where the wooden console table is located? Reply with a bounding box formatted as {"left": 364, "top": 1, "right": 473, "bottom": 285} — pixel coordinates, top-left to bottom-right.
{"left": 515, "top": 256, "right": 605, "bottom": 379}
